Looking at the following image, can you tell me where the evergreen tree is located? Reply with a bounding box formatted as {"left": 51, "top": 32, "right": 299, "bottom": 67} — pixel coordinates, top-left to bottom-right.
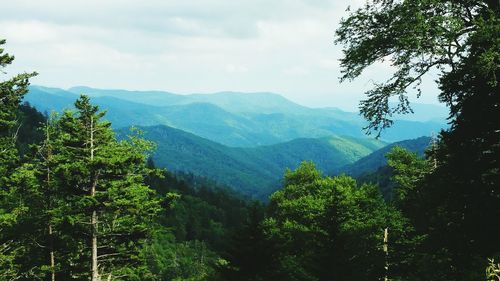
{"left": 0, "top": 39, "right": 37, "bottom": 280}
{"left": 49, "top": 96, "right": 162, "bottom": 280}
{"left": 42, "top": 119, "right": 58, "bottom": 281}
{"left": 25, "top": 115, "right": 66, "bottom": 281}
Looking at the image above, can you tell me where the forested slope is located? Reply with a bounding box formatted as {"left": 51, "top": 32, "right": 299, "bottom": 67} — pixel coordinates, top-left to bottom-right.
{"left": 134, "top": 125, "right": 386, "bottom": 198}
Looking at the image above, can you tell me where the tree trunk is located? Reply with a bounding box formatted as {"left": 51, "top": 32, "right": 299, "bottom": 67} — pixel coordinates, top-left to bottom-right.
{"left": 90, "top": 116, "right": 99, "bottom": 281}
{"left": 49, "top": 224, "right": 55, "bottom": 281}
{"left": 46, "top": 124, "right": 56, "bottom": 281}
{"left": 91, "top": 210, "right": 98, "bottom": 281}
{"left": 383, "top": 227, "right": 389, "bottom": 281}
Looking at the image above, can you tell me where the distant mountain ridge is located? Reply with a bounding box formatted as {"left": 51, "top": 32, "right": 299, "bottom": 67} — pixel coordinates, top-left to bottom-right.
{"left": 121, "top": 125, "right": 387, "bottom": 199}
{"left": 25, "top": 85, "right": 447, "bottom": 147}
{"left": 68, "top": 86, "right": 311, "bottom": 114}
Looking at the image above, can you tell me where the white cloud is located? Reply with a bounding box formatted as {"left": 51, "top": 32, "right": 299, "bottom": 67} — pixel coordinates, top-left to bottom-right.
{"left": 283, "top": 66, "right": 310, "bottom": 76}
{"left": 225, "top": 64, "right": 248, "bottom": 73}
{"left": 0, "top": 0, "right": 441, "bottom": 110}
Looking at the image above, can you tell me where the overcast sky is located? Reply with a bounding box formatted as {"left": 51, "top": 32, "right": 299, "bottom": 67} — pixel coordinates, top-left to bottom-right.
{"left": 1, "top": 0, "right": 442, "bottom": 110}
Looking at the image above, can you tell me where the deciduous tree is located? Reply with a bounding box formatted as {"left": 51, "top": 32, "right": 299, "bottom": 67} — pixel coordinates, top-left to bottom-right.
{"left": 337, "top": 1, "right": 499, "bottom": 278}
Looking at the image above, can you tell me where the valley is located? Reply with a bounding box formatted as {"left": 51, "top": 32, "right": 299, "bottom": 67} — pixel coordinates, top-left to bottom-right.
{"left": 24, "top": 85, "right": 442, "bottom": 198}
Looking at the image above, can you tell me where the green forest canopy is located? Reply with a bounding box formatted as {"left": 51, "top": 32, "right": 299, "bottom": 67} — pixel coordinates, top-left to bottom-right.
{"left": 1, "top": 0, "right": 499, "bottom": 278}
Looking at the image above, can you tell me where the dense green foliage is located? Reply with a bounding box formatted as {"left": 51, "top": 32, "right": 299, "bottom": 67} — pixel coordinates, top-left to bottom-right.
{"left": 337, "top": 0, "right": 500, "bottom": 278}
{"left": 261, "top": 162, "right": 414, "bottom": 281}
{"left": 0, "top": 39, "right": 38, "bottom": 279}
{"left": 15, "top": 103, "right": 46, "bottom": 155}
{"left": 143, "top": 169, "right": 264, "bottom": 281}
{"left": 2, "top": 0, "right": 498, "bottom": 276}
{"left": 1, "top": 94, "right": 164, "bottom": 279}
{"left": 136, "top": 125, "right": 386, "bottom": 198}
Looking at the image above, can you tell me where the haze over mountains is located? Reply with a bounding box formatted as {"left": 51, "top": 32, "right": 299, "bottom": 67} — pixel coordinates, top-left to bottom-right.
{"left": 26, "top": 85, "right": 447, "bottom": 146}
{"left": 24, "top": 85, "right": 440, "bottom": 197}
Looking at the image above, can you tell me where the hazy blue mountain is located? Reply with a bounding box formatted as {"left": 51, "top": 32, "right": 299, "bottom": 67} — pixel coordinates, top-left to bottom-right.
{"left": 26, "top": 85, "right": 447, "bottom": 146}
{"left": 27, "top": 86, "right": 170, "bottom": 128}
{"left": 25, "top": 86, "right": 79, "bottom": 113}
{"left": 334, "top": 136, "right": 431, "bottom": 177}
{"left": 123, "top": 125, "right": 387, "bottom": 198}
{"left": 69, "top": 86, "right": 450, "bottom": 121}
{"left": 68, "top": 86, "right": 310, "bottom": 114}
{"left": 28, "top": 86, "right": 265, "bottom": 144}
{"left": 68, "top": 86, "right": 185, "bottom": 106}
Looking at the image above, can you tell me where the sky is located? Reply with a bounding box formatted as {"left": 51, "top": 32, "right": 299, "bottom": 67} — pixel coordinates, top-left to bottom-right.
{"left": 0, "top": 0, "right": 442, "bottom": 111}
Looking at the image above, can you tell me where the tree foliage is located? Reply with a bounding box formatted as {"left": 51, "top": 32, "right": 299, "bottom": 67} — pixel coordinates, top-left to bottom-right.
{"left": 336, "top": 0, "right": 498, "bottom": 134}
{"left": 262, "top": 162, "right": 412, "bottom": 281}
{"left": 1, "top": 73, "right": 165, "bottom": 279}
{"left": 337, "top": 0, "right": 499, "bottom": 278}
{"left": 48, "top": 97, "right": 163, "bottom": 280}
{"left": 386, "top": 146, "right": 431, "bottom": 205}
{"left": 0, "top": 39, "right": 38, "bottom": 280}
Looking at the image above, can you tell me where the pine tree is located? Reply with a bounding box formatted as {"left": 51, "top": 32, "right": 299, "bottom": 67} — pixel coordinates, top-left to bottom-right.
{"left": 51, "top": 96, "right": 161, "bottom": 280}
{"left": 0, "top": 39, "right": 37, "bottom": 280}
{"left": 31, "top": 116, "right": 63, "bottom": 281}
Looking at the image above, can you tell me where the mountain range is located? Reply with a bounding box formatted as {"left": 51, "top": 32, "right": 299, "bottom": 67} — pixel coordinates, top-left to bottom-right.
{"left": 24, "top": 85, "right": 443, "bottom": 198}
{"left": 25, "top": 85, "right": 447, "bottom": 147}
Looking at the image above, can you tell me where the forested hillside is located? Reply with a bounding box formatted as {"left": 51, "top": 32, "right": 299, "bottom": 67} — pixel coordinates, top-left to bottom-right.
{"left": 134, "top": 125, "right": 385, "bottom": 198}
{"left": 25, "top": 85, "right": 446, "bottom": 146}
{"left": 1, "top": 103, "right": 263, "bottom": 280}
{"left": 0, "top": 91, "right": 421, "bottom": 280}
{"left": 335, "top": 136, "right": 431, "bottom": 177}
{"left": 1, "top": 0, "right": 499, "bottom": 279}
